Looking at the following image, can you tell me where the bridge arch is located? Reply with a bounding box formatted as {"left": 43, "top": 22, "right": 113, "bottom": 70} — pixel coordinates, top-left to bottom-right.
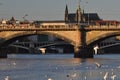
{"left": 87, "top": 31, "right": 120, "bottom": 46}
{"left": 37, "top": 31, "right": 76, "bottom": 46}
{"left": 0, "top": 31, "right": 77, "bottom": 47}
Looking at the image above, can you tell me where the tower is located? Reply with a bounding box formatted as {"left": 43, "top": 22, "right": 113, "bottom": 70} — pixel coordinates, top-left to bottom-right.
{"left": 75, "top": 0, "right": 82, "bottom": 23}
{"left": 65, "top": 4, "right": 68, "bottom": 22}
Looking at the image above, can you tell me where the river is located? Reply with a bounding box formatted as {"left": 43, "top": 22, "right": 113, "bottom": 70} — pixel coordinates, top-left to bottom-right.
{"left": 0, "top": 54, "right": 120, "bottom": 80}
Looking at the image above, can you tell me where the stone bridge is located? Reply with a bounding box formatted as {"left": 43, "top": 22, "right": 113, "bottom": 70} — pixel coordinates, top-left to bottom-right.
{"left": 0, "top": 22, "right": 120, "bottom": 58}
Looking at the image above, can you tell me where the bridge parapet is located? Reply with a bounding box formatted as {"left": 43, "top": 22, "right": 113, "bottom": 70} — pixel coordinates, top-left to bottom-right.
{"left": 89, "top": 25, "right": 120, "bottom": 28}
{"left": 1, "top": 23, "right": 120, "bottom": 31}
{"left": 0, "top": 24, "right": 79, "bottom": 31}
{"left": 85, "top": 25, "right": 120, "bottom": 30}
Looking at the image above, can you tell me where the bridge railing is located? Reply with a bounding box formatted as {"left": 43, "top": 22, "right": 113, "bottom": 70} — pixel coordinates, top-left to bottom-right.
{"left": 1, "top": 22, "right": 120, "bottom": 30}
{"left": 0, "top": 23, "right": 80, "bottom": 30}
{"left": 85, "top": 25, "right": 120, "bottom": 30}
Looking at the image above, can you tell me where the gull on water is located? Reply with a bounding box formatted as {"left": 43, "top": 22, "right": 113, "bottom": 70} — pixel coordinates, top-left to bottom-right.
{"left": 4, "top": 76, "right": 10, "bottom": 80}
{"left": 95, "top": 62, "right": 101, "bottom": 68}
{"left": 117, "top": 66, "right": 120, "bottom": 69}
{"left": 71, "top": 73, "right": 77, "bottom": 78}
{"left": 48, "top": 78, "right": 54, "bottom": 80}
{"left": 66, "top": 73, "right": 77, "bottom": 78}
{"left": 13, "top": 62, "right": 16, "bottom": 66}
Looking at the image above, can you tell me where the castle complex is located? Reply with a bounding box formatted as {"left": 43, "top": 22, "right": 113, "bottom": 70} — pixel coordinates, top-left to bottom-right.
{"left": 64, "top": 2, "right": 101, "bottom": 23}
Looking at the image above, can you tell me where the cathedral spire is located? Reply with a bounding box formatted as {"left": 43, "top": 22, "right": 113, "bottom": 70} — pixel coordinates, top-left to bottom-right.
{"left": 65, "top": 4, "right": 69, "bottom": 22}
{"left": 78, "top": 0, "right": 81, "bottom": 9}
{"left": 78, "top": 0, "right": 82, "bottom": 22}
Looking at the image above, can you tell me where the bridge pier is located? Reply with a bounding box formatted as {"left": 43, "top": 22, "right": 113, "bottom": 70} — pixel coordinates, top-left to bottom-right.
{"left": 0, "top": 48, "right": 7, "bottom": 58}
{"left": 74, "top": 46, "right": 94, "bottom": 58}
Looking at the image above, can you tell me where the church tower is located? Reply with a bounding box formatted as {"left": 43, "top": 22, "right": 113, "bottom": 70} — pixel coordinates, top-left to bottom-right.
{"left": 75, "top": 0, "right": 82, "bottom": 23}
{"left": 65, "top": 4, "right": 69, "bottom": 22}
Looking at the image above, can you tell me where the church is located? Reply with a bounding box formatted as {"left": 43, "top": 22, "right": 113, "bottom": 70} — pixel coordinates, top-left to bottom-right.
{"left": 64, "top": 2, "right": 101, "bottom": 23}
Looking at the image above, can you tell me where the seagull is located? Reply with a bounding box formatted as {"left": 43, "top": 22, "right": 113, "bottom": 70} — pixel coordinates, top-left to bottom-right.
{"left": 48, "top": 78, "right": 53, "bottom": 80}
{"left": 95, "top": 62, "right": 101, "bottom": 68}
{"left": 93, "top": 45, "right": 99, "bottom": 54}
{"left": 84, "top": 76, "right": 87, "bottom": 80}
{"left": 103, "top": 72, "right": 108, "bottom": 80}
{"left": 4, "top": 76, "right": 10, "bottom": 80}
{"left": 111, "top": 75, "right": 116, "bottom": 80}
{"left": 13, "top": 62, "right": 16, "bottom": 66}
{"left": 117, "top": 66, "right": 120, "bottom": 69}
{"left": 71, "top": 73, "right": 77, "bottom": 78}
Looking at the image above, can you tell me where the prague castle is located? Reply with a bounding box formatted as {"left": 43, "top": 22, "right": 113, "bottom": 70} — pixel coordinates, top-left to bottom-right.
{"left": 64, "top": 2, "right": 101, "bottom": 23}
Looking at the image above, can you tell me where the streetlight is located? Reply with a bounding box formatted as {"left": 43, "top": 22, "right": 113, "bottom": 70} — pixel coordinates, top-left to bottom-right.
{"left": 85, "top": 1, "right": 89, "bottom": 25}
{"left": 23, "top": 14, "right": 28, "bottom": 21}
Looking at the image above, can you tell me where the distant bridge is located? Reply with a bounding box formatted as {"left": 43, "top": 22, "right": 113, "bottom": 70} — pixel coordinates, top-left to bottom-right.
{"left": 9, "top": 41, "right": 69, "bottom": 50}
{"left": 99, "top": 42, "right": 120, "bottom": 49}
{"left": 8, "top": 41, "right": 70, "bottom": 54}
{"left": 9, "top": 41, "right": 120, "bottom": 54}
{"left": 1, "top": 21, "right": 120, "bottom": 58}
{"left": 11, "top": 41, "right": 120, "bottom": 49}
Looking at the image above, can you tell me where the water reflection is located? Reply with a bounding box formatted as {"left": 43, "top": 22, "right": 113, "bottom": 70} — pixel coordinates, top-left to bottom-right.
{"left": 0, "top": 54, "right": 120, "bottom": 80}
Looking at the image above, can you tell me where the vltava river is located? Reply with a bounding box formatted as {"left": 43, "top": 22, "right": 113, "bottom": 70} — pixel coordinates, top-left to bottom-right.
{"left": 0, "top": 54, "right": 120, "bottom": 80}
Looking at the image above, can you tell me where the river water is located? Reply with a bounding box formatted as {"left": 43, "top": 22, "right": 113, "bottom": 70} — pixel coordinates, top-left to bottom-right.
{"left": 0, "top": 54, "right": 120, "bottom": 80}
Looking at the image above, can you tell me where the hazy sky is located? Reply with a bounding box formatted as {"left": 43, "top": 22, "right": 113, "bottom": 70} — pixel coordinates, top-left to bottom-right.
{"left": 0, "top": 0, "right": 120, "bottom": 21}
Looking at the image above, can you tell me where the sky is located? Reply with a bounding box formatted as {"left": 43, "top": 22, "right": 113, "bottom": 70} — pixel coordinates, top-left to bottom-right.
{"left": 0, "top": 0, "right": 120, "bottom": 21}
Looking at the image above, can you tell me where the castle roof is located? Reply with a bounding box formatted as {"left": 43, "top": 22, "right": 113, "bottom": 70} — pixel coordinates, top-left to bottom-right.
{"left": 68, "top": 13, "right": 101, "bottom": 22}
{"left": 68, "top": 13, "right": 76, "bottom": 22}
{"left": 83, "top": 13, "right": 101, "bottom": 21}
